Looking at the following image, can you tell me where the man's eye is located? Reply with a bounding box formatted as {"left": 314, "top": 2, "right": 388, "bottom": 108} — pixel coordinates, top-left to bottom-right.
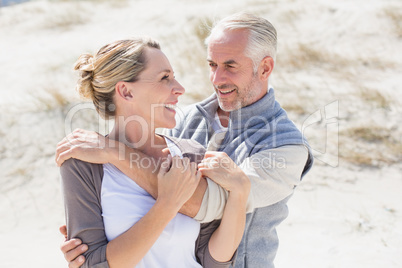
{"left": 209, "top": 63, "right": 217, "bottom": 67}
{"left": 162, "top": 75, "right": 169, "bottom": 80}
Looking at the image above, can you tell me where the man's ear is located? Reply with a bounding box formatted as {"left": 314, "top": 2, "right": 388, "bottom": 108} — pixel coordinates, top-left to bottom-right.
{"left": 115, "top": 81, "right": 134, "bottom": 101}
{"left": 259, "top": 56, "right": 274, "bottom": 81}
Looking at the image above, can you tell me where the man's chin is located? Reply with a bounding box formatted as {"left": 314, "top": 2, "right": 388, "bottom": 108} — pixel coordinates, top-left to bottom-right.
{"left": 218, "top": 101, "right": 241, "bottom": 112}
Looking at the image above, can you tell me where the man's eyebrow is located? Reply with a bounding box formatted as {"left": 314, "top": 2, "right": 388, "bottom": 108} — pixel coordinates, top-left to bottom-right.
{"left": 224, "top": 60, "right": 238, "bottom": 65}
{"left": 206, "top": 59, "right": 238, "bottom": 65}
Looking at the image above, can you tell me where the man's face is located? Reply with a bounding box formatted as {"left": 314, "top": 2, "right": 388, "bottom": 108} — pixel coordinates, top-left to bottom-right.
{"left": 207, "top": 29, "right": 266, "bottom": 112}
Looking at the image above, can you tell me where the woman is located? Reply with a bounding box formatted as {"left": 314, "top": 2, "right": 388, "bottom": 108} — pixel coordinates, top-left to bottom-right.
{"left": 60, "top": 37, "right": 250, "bottom": 267}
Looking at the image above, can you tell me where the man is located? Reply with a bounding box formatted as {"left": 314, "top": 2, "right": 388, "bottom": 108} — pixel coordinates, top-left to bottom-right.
{"left": 57, "top": 12, "right": 313, "bottom": 268}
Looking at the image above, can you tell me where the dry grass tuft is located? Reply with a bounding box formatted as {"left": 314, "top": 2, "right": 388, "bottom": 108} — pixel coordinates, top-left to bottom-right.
{"left": 358, "top": 86, "right": 391, "bottom": 109}
{"left": 356, "top": 55, "right": 395, "bottom": 70}
{"left": 45, "top": 13, "right": 85, "bottom": 30}
{"left": 278, "top": 43, "right": 395, "bottom": 75}
{"left": 282, "top": 101, "right": 309, "bottom": 115}
{"left": 106, "top": 0, "right": 129, "bottom": 8}
{"left": 163, "top": 16, "right": 215, "bottom": 103}
{"left": 31, "top": 87, "right": 71, "bottom": 111}
{"left": 193, "top": 16, "right": 214, "bottom": 46}
{"left": 346, "top": 126, "right": 392, "bottom": 144}
{"left": 340, "top": 149, "right": 375, "bottom": 167}
{"left": 45, "top": 0, "right": 129, "bottom": 8}
{"left": 383, "top": 7, "right": 402, "bottom": 38}
{"left": 279, "top": 43, "right": 325, "bottom": 69}
{"left": 1, "top": 167, "right": 33, "bottom": 192}
{"left": 41, "top": 3, "right": 87, "bottom": 30}
{"left": 339, "top": 125, "right": 402, "bottom": 166}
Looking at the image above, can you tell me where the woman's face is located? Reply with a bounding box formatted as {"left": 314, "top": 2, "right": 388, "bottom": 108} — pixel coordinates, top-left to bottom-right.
{"left": 127, "top": 47, "right": 185, "bottom": 130}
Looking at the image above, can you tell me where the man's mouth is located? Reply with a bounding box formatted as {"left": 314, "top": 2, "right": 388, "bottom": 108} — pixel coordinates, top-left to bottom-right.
{"left": 164, "top": 104, "right": 177, "bottom": 111}
{"left": 217, "top": 87, "right": 236, "bottom": 95}
{"left": 219, "top": 88, "right": 236, "bottom": 94}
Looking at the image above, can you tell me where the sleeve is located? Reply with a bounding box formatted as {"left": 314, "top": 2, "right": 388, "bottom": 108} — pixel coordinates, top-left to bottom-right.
{"left": 240, "top": 144, "right": 309, "bottom": 212}
{"left": 194, "top": 145, "right": 308, "bottom": 222}
{"left": 194, "top": 178, "right": 228, "bottom": 223}
{"left": 60, "top": 159, "right": 110, "bottom": 268}
{"left": 195, "top": 220, "right": 237, "bottom": 268}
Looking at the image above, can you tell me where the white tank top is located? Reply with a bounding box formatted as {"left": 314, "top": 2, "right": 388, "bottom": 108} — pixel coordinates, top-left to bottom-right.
{"left": 101, "top": 160, "right": 201, "bottom": 267}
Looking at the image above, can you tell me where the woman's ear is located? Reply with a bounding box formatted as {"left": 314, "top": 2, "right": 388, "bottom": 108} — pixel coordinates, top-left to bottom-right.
{"left": 115, "top": 81, "right": 134, "bottom": 101}
{"left": 259, "top": 56, "right": 274, "bottom": 81}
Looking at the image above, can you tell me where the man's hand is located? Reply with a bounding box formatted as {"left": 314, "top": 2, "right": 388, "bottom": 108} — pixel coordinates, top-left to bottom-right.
{"left": 198, "top": 151, "right": 250, "bottom": 194}
{"left": 59, "top": 225, "right": 88, "bottom": 268}
{"left": 55, "top": 129, "right": 115, "bottom": 166}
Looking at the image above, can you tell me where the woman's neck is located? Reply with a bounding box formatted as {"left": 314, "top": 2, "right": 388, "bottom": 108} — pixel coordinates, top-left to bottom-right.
{"left": 108, "top": 121, "right": 167, "bottom": 158}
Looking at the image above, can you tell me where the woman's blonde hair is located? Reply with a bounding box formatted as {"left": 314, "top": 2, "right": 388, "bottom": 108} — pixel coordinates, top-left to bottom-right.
{"left": 74, "top": 38, "right": 160, "bottom": 119}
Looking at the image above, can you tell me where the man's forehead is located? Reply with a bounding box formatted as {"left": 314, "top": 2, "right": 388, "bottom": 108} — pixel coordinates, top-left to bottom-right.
{"left": 207, "top": 30, "right": 248, "bottom": 57}
{"left": 210, "top": 28, "right": 249, "bottom": 43}
{"left": 207, "top": 42, "right": 247, "bottom": 63}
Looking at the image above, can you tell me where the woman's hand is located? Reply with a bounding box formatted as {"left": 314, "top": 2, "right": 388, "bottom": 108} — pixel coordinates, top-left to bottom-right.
{"left": 199, "top": 152, "right": 250, "bottom": 263}
{"left": 55, "top": 129, "right": 116, "bottom": 166}
{"left": 156, "top": 156, "right": 202, "bottom": 212}
{"left": 198, "top": 151, "right": 250, "bottom": 195}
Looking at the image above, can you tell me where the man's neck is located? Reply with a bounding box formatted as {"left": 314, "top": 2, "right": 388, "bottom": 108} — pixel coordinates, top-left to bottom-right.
{"left": 217, "top": 108, "right": 230, "bottom": 128}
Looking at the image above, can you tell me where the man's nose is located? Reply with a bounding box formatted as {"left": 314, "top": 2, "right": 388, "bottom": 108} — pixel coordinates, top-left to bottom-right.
{"left": 211, "top": 66, "right": 227, "bottom": 86}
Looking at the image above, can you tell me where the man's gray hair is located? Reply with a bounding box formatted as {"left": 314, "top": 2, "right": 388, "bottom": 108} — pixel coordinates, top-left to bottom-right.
{"left": 206, "top": 12, "right": 277, "bottom": 73}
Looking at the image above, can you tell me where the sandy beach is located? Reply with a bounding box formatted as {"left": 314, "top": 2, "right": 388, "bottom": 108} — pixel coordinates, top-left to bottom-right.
{"left": 0, "top": 0, "right": 401, "bottom": 267}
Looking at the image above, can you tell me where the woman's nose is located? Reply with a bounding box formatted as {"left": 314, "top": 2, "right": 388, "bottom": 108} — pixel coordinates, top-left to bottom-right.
{"left": 173, "top": 79, "right": 185, "bottom": 95}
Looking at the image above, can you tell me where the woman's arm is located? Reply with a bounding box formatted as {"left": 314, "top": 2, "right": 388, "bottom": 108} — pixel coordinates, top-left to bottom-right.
{"left": 56, "top": 129, "right": 207, "bottom": 217}
{"left": 61, "top": 156, "right": 200, "bottom": 268}
{"left": 105, "top": 156, "right": 201, "bottom": 268}
{"left": 198, "top": 151, "right": 251, "bottom": 264}
{"left": 60, "top": 159, "right": 109, "bottom": 268}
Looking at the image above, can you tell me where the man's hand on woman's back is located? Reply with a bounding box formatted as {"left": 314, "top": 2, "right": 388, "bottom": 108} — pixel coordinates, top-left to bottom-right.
{"left": 59, "top": 225, "right": 88, "bottom": 268}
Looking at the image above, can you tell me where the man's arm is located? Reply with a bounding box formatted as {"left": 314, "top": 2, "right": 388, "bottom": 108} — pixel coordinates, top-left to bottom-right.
{"left": 240, "top": 144, "right": 308, "bottom": 211}
{"left": 194, "top": 145, "right": 309, "bottom": 223}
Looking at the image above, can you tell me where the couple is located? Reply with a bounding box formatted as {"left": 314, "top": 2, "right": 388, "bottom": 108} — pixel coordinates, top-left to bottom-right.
{"left": 57, "top": 12, "right": 313, "bottom": 268}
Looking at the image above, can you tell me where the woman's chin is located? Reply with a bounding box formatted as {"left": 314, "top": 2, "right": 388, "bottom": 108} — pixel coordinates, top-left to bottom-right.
{"left": 158, "top": 119, "right": 176, "bottom": 130}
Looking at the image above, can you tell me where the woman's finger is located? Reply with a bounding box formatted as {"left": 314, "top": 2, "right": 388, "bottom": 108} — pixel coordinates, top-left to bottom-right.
{"left": 56, "top": 149, "right": 73, "bottom": 166}
{"left": 158, "top": 154, "right": 172, "bottom": 176}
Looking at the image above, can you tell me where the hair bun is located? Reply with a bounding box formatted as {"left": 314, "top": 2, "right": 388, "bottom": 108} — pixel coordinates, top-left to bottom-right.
{"left": 74, "top": 53, "right": 95, "bottom": 99}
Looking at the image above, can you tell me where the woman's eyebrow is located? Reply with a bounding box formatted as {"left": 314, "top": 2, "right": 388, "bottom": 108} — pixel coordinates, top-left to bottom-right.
{"left": 157, "top": 69, "right": 171, "bottom": 74}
